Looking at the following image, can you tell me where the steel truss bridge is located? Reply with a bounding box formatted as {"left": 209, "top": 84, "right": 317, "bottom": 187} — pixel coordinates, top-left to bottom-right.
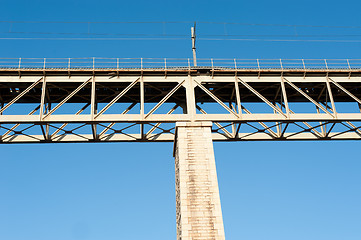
{"left": 1, "top": 58, "right": 361, "bottom": 143}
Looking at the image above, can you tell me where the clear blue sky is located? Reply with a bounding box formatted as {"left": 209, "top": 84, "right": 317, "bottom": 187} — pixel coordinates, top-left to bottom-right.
{"left": 0, "top": 0, "right": 361, "bottom": 240}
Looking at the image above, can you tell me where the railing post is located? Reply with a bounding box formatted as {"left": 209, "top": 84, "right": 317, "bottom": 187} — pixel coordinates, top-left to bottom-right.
{"left": 116, "top": 58, "right": 120, "bottom": 77}
{"left": 324, "top": 59, "right": 329, "bottom": 70}
{"left": 324, "top": 59, "right": 329, "bottom": 77}
{"left": 18, "top": 58, "right": 22, "bottom": 78}
{"left": 347, "top": 59, "right": 351, "bottom": 70}
{"left": 67, "top": 58, "right": 71, "bottom": 78}
{"left": 347, "top": 59, "right": 351, "bottom": 79}
{"left": 302, "top": 59, "right": 306, "bottom": 79}
{"left": 280, "top": 58, "right": 283, "bottom": 70}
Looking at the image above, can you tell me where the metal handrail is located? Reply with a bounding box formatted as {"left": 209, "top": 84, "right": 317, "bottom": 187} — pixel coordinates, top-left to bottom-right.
{"left": 0, "top": 58, "right": 360, "bottom": 69}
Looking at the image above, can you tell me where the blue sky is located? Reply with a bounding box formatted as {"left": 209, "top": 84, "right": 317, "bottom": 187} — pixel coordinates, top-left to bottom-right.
{"left": 0, "top": 0, "right": 361, "bottom": 240}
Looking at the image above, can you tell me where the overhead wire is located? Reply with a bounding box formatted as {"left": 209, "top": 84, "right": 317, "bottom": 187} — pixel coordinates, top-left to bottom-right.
{"left": 1, "top": 21, "right": 361, "bottom": 42}
{"left": 197, "top": 21, "right": 361, "bottom": 29}
{"left": 0, "top": 37, "right": 188, "bottom": 40}
{"left": 198, "top": 38, "right": 361, "bottom": 42}
{"left": 2, "top": 31, "right": 361, "bottom": 38}
{"left": 0, "top": 20, "right": 194, "bottom": 24}
{"left": 0, "top": 37, "right": 360, "bottom": 42}
{"left": 2, "top": 31, "right": 188, "bottom": 37}
{"left": 1, "top": 20, "right": 361, "bottom": 29}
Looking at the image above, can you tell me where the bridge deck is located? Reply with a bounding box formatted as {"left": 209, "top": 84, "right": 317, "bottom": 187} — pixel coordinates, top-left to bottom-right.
{"left": 0, "top": 66, "right": 361, "bottom": 143}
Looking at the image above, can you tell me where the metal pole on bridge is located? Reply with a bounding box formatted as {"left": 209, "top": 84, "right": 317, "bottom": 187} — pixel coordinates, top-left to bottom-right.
{"left": 191, "top": 22, "right": 197, "bottom": 67}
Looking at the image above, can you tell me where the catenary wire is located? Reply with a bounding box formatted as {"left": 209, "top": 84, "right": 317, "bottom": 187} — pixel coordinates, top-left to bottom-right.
{"left": 3, "top": 31, "right": 361, "bottom": 38}
{"left": 1, "top": 20, "right": 361, "bottom": 29}
{"left": 0, "top": 37, "right": 361, "bottom": 42}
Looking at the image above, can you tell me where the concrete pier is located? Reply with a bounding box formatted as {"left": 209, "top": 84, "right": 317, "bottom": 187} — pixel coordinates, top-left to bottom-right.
{"left": 174, "top": 122, "right": 225, "bottom": 240}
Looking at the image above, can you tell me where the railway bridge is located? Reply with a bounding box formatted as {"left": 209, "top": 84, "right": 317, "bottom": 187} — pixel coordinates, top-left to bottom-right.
{"left": 1, "top": 58, "right": 361, "bottom": 239}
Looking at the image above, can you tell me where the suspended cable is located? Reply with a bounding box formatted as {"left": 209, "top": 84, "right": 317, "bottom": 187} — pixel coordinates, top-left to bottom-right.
{"left": 197, "top": 21, "right": 361, "bottom": 29}
{"left": 0, "top": 37, "right": 188, "bottom": 40}
{"left": 198, "top": 38, "right": 361, "bottom": 42}
{"left": 2, "top": 31, "right": 188, "bottom": 37}
{"left": 3, "top": 31, "right": 361, "bottom": 38}
{"left": 1, "top": 20, "right": 360, "bottom": 29}
{"left": 201, "top": 34, "right": 361, "bottom": 38}
{"left": 0, "top": 20, "right": 193, "bottom": 24}
{"left": 0, "top": 37, "right": 360, "bottom": 42}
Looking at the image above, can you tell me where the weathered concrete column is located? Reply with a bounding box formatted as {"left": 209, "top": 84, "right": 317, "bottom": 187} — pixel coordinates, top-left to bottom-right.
{"left": 174, "top": 122, "right": 225, "bottom": 240}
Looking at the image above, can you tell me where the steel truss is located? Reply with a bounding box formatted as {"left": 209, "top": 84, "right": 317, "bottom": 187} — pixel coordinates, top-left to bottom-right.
{"left": 1, "top": 67, "right": 361, "bottom": 143}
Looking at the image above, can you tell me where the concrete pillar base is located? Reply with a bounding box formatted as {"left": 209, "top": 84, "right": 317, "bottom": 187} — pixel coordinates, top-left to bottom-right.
{"left": 174, "top": 122, "right": 225, "bottom": 240}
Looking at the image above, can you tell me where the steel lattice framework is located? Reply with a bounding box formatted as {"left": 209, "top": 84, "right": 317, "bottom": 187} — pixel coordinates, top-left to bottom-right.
{"left": 1, "top": 58, "right": 361, "bottom": 143}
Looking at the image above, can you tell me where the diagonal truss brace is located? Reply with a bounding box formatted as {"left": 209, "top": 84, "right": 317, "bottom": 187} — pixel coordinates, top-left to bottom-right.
{"left": 194, "top": 80, "right": 238, "bottom": 117}
{"left": 95, "top": 78, "right": 140, "bottom": 118}
{"left": 196, "top": 104, "right": 233, "bottom": 138}
{"left": 238, "top": 77, "right": 287, "bottom": 118}
{"left": 43, "top": 78, "right": 92, "bottom": 118}
{"left": 283, "top": 78, "right": 334, "bottom": 117}
{"left": 50, "top": 103, "right": 90, "bottom": 138}
{"left": 0, "top": 77, "right": 43, "bottom": 114}
{"left": 145, "top": 80, "right": 185, "bottom": 118}
{"left": 146, "top": 104, "right": 179, "bottom": 137}
{"left": 98, "top": 102, "right": 137, "bottom": 138}
{"left": 240, "top": 105, "right": 278, "bottom": 138}
{"left": 1, "top": 105, "right": 40, "bottom": 139}
{"left": 328, "top": 77, "right": 361, "bottom": 105}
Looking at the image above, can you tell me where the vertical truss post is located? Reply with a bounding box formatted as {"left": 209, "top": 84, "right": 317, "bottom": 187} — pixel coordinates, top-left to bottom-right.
{"left": 39, "top": 76, "right": 47, "bottom": 140}
{"left": 186, "top": 75, "right": 196, "bottom": 122}
{"left": 234, "top": 76, "right": 242, "bottom": 117}
{"left": 46, "top": 102, "right": 51, "bottom": 138}
{"left": 326, "top": 77, "right": 337, "bottom": 118}
{"left": 91, "top": 76, "right": 97, "bottom": 140}
{"left": 280, "top": 77, "right": 290, "bottom": 118}
{"left": 140, "top": 75, "right": 144, "bottom": 118}
{"left": 140, "top": 73, "right": 145, "bottom": 138}
{"left": 39, "top": 77, "right": 46, "bottom": 120}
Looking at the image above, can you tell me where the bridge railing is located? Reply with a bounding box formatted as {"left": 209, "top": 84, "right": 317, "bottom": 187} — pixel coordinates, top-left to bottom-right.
{"left": 0, "top": 58, "right": 361, "bottom": 70}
